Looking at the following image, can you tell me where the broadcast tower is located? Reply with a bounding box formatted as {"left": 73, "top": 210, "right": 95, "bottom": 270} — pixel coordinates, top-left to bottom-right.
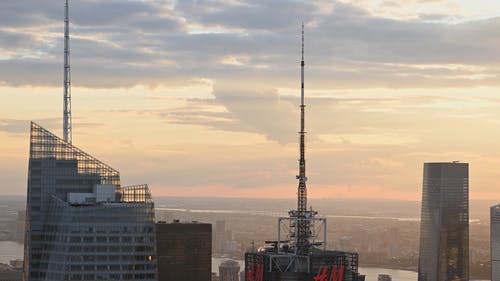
{"left": 244, "top": 25, "right": 364, "bottom": 281}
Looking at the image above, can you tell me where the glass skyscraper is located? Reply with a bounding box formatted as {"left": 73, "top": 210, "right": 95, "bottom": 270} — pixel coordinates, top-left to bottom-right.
{"left": 491, "top": 204, "right": 500, "bottom": 281}
{"left": 23, "top": 122, "right": 157, "bottom": 281}
{"left": 418, "top": 162, "right": 469, "bottom": 281}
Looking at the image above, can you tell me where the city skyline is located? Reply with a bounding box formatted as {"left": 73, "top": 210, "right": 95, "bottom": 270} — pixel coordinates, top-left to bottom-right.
{"left": 3, "top": 1, "right": 500, "bottom": 200}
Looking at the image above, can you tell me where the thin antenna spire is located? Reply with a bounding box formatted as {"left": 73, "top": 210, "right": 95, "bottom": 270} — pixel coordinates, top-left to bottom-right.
{"left": 301, "top": 22, "right": 304, "bottom": 62}
{"left": 301, "top": 22, "right": 305, "bottom": 106}
{"left": 63, "top": 0, "right": 72, "bottom": 143}
{"left": 295, "top": 22, "right": 308, "bottom": 251}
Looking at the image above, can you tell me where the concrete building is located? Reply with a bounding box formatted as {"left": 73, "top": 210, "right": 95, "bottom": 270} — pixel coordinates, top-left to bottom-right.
{"left": 23, "top": 123, "right": 157, "bottom": 281}
{"left": 156, "top": 220, "right": 212, "bottom": 281}
{"left": 491, "top": 204, "right": 500, "bottom": 281}
{"left": 418, "top": 162, "right": 469, "bottom": 281}
{"left": 219, "top": 260, "right": 240, "bottom": 281}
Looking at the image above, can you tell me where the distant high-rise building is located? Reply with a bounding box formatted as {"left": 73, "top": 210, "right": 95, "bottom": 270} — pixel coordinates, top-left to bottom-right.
{"left": 377, "top": 274, "right": 392, "bottom": 281}
{"left": 491, "top": 204, "right": 500, "bottom": 281}
{"left": 213, "top": 220, "right": 239, "bottom": 255}
{"left": 10, "top": 210, "right": 25, "bottom": 243}
{"left": 23, "top": 123, "right": 157, "bottom": 281}
{"left": 418, "top": 162, "right": 469, "bottom": 281}
{"left": 219, "top": 260, "right": 240, "bottom": 281}
{"left": 339, "top": 236, "right": 352, "bottom": 251}
{"left": 215, "top": 220, "right": 226, "bottom": 253}
{"left": 156, "top": 220, "right": 212, "bottom": 281}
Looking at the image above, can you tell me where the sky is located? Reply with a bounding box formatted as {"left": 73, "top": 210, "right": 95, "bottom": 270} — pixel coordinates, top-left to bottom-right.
{"left": 2, "top": 0, "right": 500, "bottom": 200}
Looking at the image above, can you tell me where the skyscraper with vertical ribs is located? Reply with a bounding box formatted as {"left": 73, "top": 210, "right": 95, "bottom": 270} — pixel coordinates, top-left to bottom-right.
{"left": 418, "top": 162, "right": 469, "bottom": 281}
{"left": 23, "top": 123, "right": 157, "bottom": 281}
{"left": 22, "top": 2, "right": 157, "bottom": 281}
{"left": 491, "top": 204, "right": 500, "bottom": 281}
{"left": 244, "top": 24, "right": 364, "bottom": 281}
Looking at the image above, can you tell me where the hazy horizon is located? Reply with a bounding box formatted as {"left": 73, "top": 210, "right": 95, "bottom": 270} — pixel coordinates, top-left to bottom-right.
{"left": 1, "top": 193, "right": 499, "bottom": 203}
{"left": 1, "top": 195, "right": 496, "bottom": 222}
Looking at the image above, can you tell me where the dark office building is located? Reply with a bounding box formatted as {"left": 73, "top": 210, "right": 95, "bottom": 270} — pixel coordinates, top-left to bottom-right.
{"left": 156, "top": 221, "right": 212, "bottom": 281}
{"left": 418, "top": 162, "right": 469, "bottom": 281}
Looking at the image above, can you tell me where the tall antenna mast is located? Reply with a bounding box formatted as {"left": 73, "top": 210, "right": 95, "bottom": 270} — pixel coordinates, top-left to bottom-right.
{"left": 295, "top": 22, "right": 308, "bottom": 250}
{"left": 63, "top": 0, "right": 72, "bottom": 143}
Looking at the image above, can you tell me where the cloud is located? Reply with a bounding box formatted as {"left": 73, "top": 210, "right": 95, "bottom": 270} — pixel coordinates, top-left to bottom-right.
{"left": 0, "top": 119, "right": 32, "bottom": 134}
{"left": 175, "top": 0, "right": 317, "bottom": 31}
{"left": 1, "top": 0, "right": 500, "bottom": 89}
{"left": 210, "top": 85, "right": 299, "bottom": 143}
{"left": 138, "top": 82, "right": 486, "bottom": 145}
{"left": 142, "top": 84, "right": 299, "bottom": 143}
{"left": 4, "top": 0, "right": 500, "bottom": 199}
{"left": 0, "top": 118, "right": 59, "bottom": 134}
{"left": 0, "top": 118, "right": 105, "bottom": 135}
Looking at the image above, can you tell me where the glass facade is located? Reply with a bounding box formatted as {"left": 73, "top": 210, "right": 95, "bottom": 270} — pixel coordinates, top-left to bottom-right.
{"left": 23, "top": 122, "right": 157, "bottom": 281}
{"left": 418, "top": 162, "right": 468, "bottom": 281}
{"left": 492, "top": 204, "right": 500, "bottom": 281}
